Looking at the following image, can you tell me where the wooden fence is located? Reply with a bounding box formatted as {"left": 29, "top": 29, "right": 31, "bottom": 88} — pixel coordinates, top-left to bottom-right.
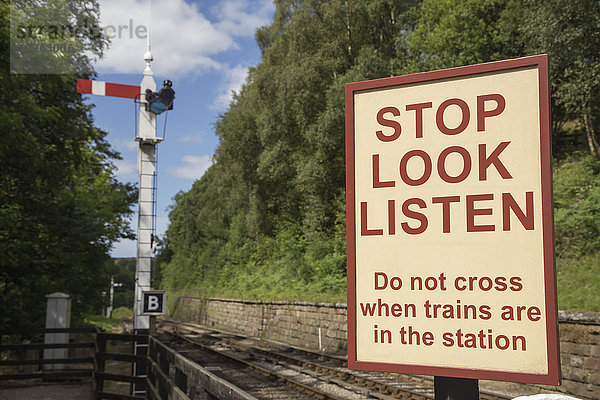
{"left": 146, "top": 336, "right": 257, "bottom": 400}
{"left": 0, "top": 327, "right": 97, "bottom": 382}
{"left": 93, "top": 332, "right": 147, "bottom": 400}
{"left": 0, "top": 328, "right": 147, "bottom": 400}
{"left": 1, "top": 327, "right": 260, "bottom": 400}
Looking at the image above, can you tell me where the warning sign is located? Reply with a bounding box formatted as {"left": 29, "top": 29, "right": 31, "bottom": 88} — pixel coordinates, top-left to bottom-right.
{"left": 345, "top": 55, "right": 560, "bottom": 384}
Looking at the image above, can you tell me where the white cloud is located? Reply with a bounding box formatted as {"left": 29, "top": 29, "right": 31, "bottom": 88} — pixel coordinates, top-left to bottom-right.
{"left": 178, "top": 132, "right": 203, "bottom": 144}
{"left": 213, "top": 64, "right": 249, "bottom": 110}
{"left": 96, "top": 0, "right": 273, "bottom": 77}
{"left": 114, "top": 159, "right": 137, "bottom": 180}
{"left": 170, "top": 154, "right": 213, "bottom": 180}
{"left": 114, "top": 138, "right": 139, "bottom": 152}
{"left": 212, "top": 0, "right": 274, "bottom": 38}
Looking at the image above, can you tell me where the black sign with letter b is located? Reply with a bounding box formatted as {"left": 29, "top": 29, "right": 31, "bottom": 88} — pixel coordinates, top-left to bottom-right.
{"left": 142, "top": 290, "right": 166, "bottom": 315}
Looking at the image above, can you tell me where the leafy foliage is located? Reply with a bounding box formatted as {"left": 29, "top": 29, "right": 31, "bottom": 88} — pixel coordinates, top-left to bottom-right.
{"left": 159, "top": 0, "right": 599, "bottom": 310}
{"left": 402, "top": 0, "right": 526, "bottom": 72}
{"left": 553, "top": 155, "right": 600, "bottom": 258}
{"left": 524, "top": 0, "right": 600, "bottom": 157}
{"left": 108, "top": 259, "right": 136, "bottom": 310}
{"left": 557, "top": 253, "right": 600, "bottom": 312}
{"left": 0, "top": 0, "right": 136, "bottom": 329}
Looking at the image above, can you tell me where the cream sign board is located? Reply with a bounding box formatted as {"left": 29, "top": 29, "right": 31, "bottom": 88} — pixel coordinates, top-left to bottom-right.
{"left": 345, "top": 55, "right": 560, "bottom": 384}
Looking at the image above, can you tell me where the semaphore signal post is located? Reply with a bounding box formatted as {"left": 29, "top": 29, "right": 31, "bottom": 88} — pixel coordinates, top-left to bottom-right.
{"left": 345, "top": 55, "right": 560, "bottom": 399}
{"left": 77, "top": 40, "right": 173, "bottom": 397}
{"left": 131, "top": 44, "right": 161, "bottom": 397}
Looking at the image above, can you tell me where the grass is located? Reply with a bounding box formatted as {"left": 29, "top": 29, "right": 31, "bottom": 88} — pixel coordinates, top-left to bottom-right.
{"left": 163, "top": 253, "right": 600, "bottom": 315}
{"left": 556, "top": 253, "right": 600, "bottom": 312}
{"left": 111, "top": 306, "right": 133, "bottom": 320}
{"left": 164, "top": 253, "right": 599, "bottom": 315}
{"left": 84, "top": 307, "right": 133, "bottom": 333}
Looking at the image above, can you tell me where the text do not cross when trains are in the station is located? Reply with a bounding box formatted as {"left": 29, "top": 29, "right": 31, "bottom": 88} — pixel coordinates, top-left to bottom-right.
{"left": 345, "top": 55, "right": 560, "bottom": 385}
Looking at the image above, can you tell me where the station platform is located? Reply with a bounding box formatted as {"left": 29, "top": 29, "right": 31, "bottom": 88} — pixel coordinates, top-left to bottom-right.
{"left": 0, "top": 382, "right": 92, "bottom": 399}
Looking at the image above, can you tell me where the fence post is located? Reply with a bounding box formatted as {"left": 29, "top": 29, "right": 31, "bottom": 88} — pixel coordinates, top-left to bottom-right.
{"left": 44, "top": 292, "right": 71, "bottom": 370}
{"left": 94, "top": 332, "right": 106, "bottom": 396}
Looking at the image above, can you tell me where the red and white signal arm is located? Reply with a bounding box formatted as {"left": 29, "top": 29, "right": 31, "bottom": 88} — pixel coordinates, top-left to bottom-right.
{"left": 345, "top": 55, "right": 560, "bottom": 384}
{"left": 76, "top": 79, "right": 140, "bottom": 99}
{"left": 142, "top": 290, "right": 166, "bottom": 316}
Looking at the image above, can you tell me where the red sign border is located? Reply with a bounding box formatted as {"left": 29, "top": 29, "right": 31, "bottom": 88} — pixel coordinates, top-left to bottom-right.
{"left": 345, "top": 55, "right": 560, "bottom": 385}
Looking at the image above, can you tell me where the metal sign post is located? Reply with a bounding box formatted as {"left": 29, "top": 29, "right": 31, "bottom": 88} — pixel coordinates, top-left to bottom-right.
{"left": 434, "top": 377, "right": 479, "bottom": 400}
{"left": 107, "top": 275, "right": 122, "bottom": 318}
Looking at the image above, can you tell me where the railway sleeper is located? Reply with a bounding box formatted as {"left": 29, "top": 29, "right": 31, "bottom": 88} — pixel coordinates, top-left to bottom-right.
{"left": 163, "top": 321, "right": 519, "bottom": 400}
{"left": 171, "top": 323, "right": 436, "bottom": 400}
{"left": 304, "top": 361, "right": 316, "bottom": 370}
{"left": 377, "top": 383, "right": 391, "bottom": 394}
{"left": 354, "top": 376, "right": 366, "bottom": 385}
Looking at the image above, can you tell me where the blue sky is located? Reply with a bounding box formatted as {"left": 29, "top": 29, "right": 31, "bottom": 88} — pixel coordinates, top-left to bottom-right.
{"left": 86, "top": 0, "right": 275, "bottom": 257}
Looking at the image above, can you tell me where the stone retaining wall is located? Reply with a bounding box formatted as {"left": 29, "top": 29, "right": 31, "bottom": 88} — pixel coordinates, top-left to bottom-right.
{"left": 174, "top": 297, "right": 348, "bottom": 352}
{"left": 552, "top": 311, "right": 600, "bottom": 398}
{"left": 173, "top": 297, "right": 599, "bottom": 399}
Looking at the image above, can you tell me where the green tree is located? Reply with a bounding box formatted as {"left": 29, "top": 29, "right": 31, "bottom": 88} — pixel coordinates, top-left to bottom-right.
{"left": 401, "top": 0, "right": 526, "bottom": 73}
{"left": 403, "top": 0, "right": 600, "bottom": 158}
{"left": 160, "top": 0, "right": 419, "bottom": 301}
{"left": 108, "top": 259, "right": 135, "bottom": 310}
{"left": 160, "top": 0, "right": 600, "bottom": 308}
{"left": 524, "top": 0, "right": 600, "bottom": 157}
{"left": 0, "top": 0, "right": 136, "bottom": 329}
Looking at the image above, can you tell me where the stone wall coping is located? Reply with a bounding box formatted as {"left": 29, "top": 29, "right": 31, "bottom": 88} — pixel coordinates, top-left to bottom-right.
{"left": 186, "top": 297, "right": 599, "bottom": 325}
{"left": 558, "top": 311, "right": 600, "bottom": 325}
{"left": 205, "top": 297, "right": 348, "bottom": 309}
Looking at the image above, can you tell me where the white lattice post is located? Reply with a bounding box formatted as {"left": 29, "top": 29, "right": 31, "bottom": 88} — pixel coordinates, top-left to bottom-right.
{"left": 74, "top": 36, "right": 166, "bottom": 399}
{"left": 132, "top": 43, "right": 162, "bottom": 397}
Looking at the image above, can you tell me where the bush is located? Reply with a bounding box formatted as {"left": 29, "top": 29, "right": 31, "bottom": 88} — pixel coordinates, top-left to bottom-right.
{"left": 111, "top": 307, "right": 133, "bottom": 320}
{"left": 557, "top": 254, "right": 600, "bottom": 312}
{"left": 553, "top": 154, "right": 600, "bottom": 258}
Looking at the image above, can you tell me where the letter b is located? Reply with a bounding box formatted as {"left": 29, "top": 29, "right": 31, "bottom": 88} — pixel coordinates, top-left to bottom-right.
{"left": 148, "top": 296, "right": 159, "bottom": 310}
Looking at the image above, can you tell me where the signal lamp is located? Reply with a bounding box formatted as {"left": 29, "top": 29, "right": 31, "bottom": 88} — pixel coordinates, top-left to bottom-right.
{"left": 145, "top": 80, "right": 175, "bottom": 114}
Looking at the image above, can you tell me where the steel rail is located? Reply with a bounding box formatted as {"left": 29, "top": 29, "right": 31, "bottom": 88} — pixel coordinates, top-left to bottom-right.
{"left": 162, "top": 319, "right": 514, "bottom": 400}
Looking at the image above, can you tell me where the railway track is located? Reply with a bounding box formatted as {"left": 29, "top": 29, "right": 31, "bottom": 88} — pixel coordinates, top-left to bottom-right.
{"left": 157, "top": 319, "right": 514, "bottom": 400}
